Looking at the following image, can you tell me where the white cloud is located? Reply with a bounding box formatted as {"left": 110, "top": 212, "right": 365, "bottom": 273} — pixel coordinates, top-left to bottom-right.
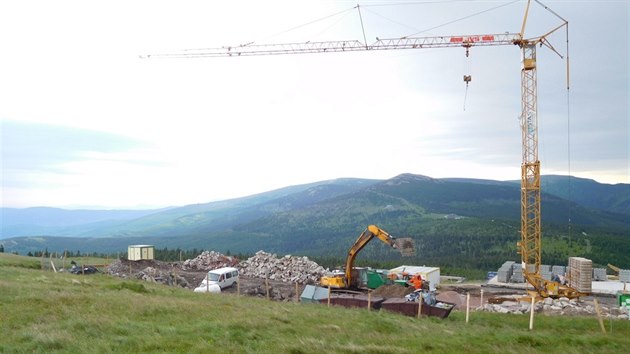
{"left": 1, "top": 0, "right": 627, "bottom": 208}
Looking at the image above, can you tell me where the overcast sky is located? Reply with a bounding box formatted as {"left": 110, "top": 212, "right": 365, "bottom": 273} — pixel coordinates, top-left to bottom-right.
{"left": 1, "top": 0, "right": 628, "bottom": 209}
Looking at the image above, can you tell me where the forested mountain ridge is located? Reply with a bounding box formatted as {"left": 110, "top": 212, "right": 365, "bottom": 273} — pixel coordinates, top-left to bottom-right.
{"left": 2, "top": 174, "right": 628, "bottom": 270}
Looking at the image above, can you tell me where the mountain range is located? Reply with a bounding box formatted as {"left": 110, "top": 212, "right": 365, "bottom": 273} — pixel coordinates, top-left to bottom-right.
{"left": 2, "top": 174, "right": 628, "bottom": 270}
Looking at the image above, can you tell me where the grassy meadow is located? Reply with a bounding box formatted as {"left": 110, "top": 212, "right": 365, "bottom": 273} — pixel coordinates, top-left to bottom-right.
{"left": 1, "top": 253, "right": 629, "bottom": 353}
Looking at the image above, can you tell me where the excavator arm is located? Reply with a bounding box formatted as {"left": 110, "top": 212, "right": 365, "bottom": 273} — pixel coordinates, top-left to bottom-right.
{"left": 343, "top": 225, "right": 397, "bottom": 288}
{"left": 321, "top": 225, "right": 400, "bottom": 289}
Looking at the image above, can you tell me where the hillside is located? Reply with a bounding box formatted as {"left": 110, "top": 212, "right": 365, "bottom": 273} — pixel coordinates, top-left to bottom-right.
{"left": 2, "top": 256, "right": 629, "bottom": 353}
{"left": 2, "top": 174, "right": 629, "bottom": 271}
{"left": 540, "top": 175, "right": 630, "bottom": 215}
{"left": 0, "top": 178, "right": 379, "bottom": 239}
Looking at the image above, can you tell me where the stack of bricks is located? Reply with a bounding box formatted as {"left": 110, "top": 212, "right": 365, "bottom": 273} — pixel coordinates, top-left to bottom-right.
{"left": 540, "top": 265, "right": 552, "bottom": 280}
{"left": 592, "top": 268, "right": 607, "bottom": 281}
{"left": 568, "top": 257, "right": 592, "bottom": 293}
{"left": 511, "top": 263, "right": 524, "bottom": 283}
{"left": 620, "top": 269, "right": 630, "bottom": 283}
{"left": 497, "top": 261, "right": 515, "bottom": 283}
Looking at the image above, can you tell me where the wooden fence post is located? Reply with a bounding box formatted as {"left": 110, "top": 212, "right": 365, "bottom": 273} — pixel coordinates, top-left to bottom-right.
{"left": 327, "top": 286, "right": 331, "bottom": 307}
{"left": 529, "top": 296, "right": 535, "bottom": 330}
{"left": 594, "top": 298, "right": 606, "bottom": 334}
{"left": 466, "top": 293, "right": 470, "bottom": 323}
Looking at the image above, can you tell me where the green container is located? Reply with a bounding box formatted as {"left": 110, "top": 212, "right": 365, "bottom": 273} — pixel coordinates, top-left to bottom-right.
{"left": 617, "top": 292, "right": 630, "bottom": 306}
{"left": 367, "top": 270, "right": 386, "bottom": 289}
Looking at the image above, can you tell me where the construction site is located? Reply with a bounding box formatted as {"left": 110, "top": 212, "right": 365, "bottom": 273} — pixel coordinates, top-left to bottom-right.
{"left": 101, "top": 243, "right": 630, "bottom": 321}
{"left": 121, "top": 0, "right": 630, "bottom": 321}
{"left": 13, "top": 0, "right": 619, "bottom": 327}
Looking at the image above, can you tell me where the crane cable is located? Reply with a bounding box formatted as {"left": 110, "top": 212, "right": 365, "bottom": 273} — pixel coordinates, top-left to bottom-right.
{"left": 404, "top": 0, "right": 521, "bottom": 37}
{"left": 564, "top": 22, "right": 572, "bottom": 240}
{"left": 463, "top": 45, "right": 472, "bottom": 111}
{"left": 534, "top": 0, "right": 573, "bottom": 239}
{"left": 242, "top": 6, "right": 356, "bottom": 46}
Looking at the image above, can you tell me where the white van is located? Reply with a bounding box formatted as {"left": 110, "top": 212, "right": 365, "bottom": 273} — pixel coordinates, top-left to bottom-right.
{"left": 194, "top": 267, "right": 239, "bottom": 293}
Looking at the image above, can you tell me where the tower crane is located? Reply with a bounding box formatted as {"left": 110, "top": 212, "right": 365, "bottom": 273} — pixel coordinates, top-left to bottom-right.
{"left": 144, "top": 1, "right": 578, "bottom": 298}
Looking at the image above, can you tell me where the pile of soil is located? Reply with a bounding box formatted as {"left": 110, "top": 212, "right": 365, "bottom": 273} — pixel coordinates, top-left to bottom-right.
{"left": 371, "top": 284, "right": 415, "bottom": 298}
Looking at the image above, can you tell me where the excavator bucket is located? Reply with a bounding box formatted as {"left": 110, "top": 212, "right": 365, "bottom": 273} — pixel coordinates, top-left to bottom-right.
{"left": 395, "top": 238, "right": 416, "bottom": 257}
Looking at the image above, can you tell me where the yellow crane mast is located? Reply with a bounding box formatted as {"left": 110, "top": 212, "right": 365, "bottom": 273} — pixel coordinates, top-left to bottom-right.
{"left": 145, "top": 1, "right": 577, "bottom": 298}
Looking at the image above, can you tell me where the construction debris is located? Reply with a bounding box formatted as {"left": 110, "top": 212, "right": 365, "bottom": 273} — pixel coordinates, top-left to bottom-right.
{"left": 136, "top": 266, "right": 190, "bottom": 288}
{"left": 107, "top": 259, "right": 190, "bottom": 288}
{"left": 482, "top": 296, "right": 629, "bottom": 318}
{"left": 182, "top": 250, "right": 239, "bottom": 271}
{"left": 238, "top": 251, "right": 326, "bottom": 284}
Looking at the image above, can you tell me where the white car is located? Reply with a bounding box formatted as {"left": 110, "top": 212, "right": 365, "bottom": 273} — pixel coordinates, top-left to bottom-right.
{"left": 193, "top": 267, "right": 239, "bottom": 293}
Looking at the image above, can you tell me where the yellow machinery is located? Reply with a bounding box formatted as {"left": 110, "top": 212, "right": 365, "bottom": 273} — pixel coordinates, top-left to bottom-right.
{"left": 320, "top": 225, "right": 401, "bottom": 289}
{"left": 145, "top": 1, "right": 579, "bottom": 298}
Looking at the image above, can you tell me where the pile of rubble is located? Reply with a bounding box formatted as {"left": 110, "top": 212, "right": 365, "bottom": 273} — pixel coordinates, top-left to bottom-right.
{"left": 182, "top": 251, "right": 239, "bottom": 271}
{"left": 107, "top": 259, "right": 190, "bottom": 288}
{"left": 238, "top": 251, "right": 326, "bottom": 284}
{"left": 135, "top": 266, "right": 190, "bottom": 288}
{"left": 483, "top": 296, "right": 629, "bottom": 319}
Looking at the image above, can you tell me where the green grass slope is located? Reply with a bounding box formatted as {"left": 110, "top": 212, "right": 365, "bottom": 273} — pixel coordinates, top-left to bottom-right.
{"left": 1, "top": 257, "right": 629, "bottom": 353}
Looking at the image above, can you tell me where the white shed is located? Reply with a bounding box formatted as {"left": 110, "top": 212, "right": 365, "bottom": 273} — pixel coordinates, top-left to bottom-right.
{"left": 389, "top": 265, "right": 441, "bottom": 291}
{"left": 128, "top": 245, "right": 155, "bottom": 261}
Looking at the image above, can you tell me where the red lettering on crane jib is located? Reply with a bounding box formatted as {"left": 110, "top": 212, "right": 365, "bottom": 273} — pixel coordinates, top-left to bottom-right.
{"left": 450, "top": 35, "right": 495, "bottom": 43}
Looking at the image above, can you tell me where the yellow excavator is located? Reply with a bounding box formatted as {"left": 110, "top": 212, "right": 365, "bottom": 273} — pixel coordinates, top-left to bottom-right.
{"left": 320, "top": 225, "right": 414, "bottom": 289}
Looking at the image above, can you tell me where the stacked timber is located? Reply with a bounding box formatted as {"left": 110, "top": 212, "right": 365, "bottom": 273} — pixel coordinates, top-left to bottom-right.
{"left": 568, "top": 257, "right": 592, "bottom": 293}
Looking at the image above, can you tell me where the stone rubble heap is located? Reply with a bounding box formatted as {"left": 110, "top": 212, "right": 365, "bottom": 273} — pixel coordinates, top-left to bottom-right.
{"left": 238, "top": 250, "right": 326, "bottom": 284}
{"left": 135, "top": 266, "right": 190, "bottom": 288}
{"left": 482, "top": 296, "right": 629, "bottom": 319}
{"left": 107, "top": 259, "right": 190, "bottom": 288}
{"left": 182, "top": 250, "right": 239, "bottom": 271}
{"left": 242, "top": 284, "right": 296, "bottom": 301}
